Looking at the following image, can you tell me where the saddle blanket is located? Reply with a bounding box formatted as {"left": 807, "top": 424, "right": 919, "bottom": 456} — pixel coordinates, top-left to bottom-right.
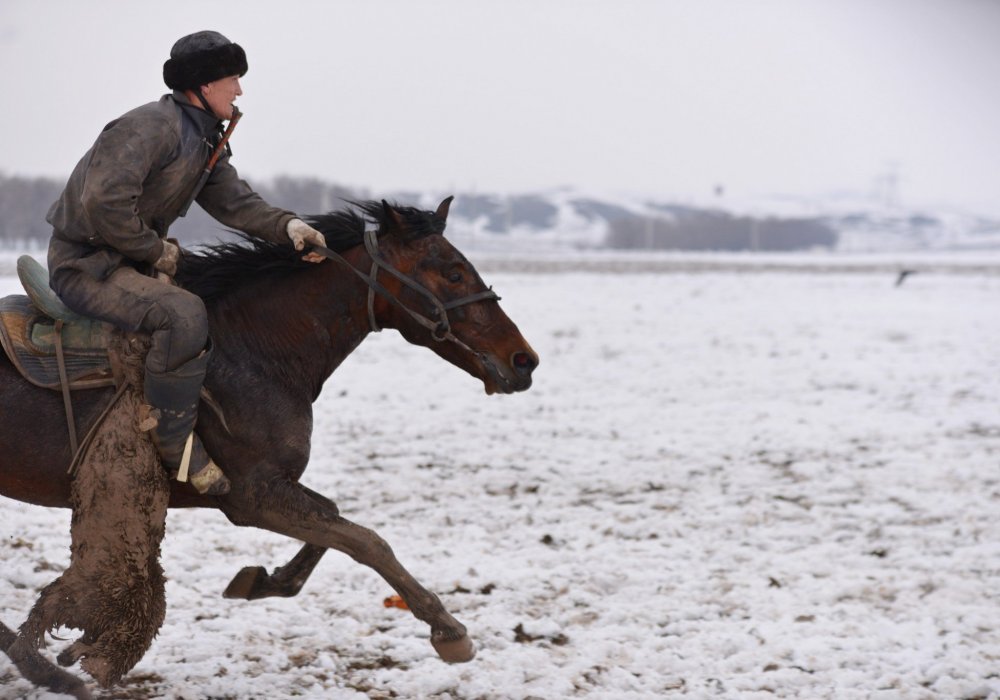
{"left": 0, "top": 294, "right": 115, "bottom": 390}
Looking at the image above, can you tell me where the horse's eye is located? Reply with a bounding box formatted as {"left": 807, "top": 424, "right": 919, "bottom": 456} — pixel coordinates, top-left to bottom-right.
{"left": 447, "top": 271, "right": 463, "bottom": 284}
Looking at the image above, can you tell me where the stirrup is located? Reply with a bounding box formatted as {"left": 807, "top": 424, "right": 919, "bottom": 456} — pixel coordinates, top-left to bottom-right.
{"left": 177, "top": 433, "right": 230, "bottom": 495}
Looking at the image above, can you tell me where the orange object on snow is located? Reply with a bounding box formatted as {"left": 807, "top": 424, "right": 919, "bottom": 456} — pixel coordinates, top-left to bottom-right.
{"left": 383, "top": 594, "right": 409, "bottom": 610}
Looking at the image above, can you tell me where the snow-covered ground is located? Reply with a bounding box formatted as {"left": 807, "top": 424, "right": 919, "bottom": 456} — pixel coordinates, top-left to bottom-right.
{"left": 1, "top": 257, "right": 999, "bottom": 699}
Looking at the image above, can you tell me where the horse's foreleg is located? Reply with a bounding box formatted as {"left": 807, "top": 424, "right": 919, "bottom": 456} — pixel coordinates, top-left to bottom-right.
{"left": 223, "top": 543, "right": 328, "bottom": 600}
{"left": 223, "top": 482, "right": 475, "bottom": 663}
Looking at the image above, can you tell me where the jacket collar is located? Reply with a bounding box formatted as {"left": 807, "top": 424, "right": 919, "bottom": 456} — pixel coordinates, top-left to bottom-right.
{"left": 170, "top": 90, "right": 223, "bottom": 138}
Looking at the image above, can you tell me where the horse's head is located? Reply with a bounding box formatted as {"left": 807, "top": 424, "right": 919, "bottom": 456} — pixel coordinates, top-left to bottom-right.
{"left": 354, "top": 198, "right": 538, "bottom": 395}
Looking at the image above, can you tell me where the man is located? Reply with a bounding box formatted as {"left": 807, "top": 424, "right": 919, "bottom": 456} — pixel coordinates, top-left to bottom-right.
{"left": 46, "top": 31, "right": 327, "bottom": 495}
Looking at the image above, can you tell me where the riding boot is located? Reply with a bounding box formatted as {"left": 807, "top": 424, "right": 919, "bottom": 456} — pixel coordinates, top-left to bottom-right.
{"left": 143, "top": 347, "right": 230, "bottom": 496}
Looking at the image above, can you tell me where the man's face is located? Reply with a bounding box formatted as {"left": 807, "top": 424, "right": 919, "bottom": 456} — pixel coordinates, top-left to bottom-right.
{"left": 200, "top": 74, "right": 242, "bottom": 120}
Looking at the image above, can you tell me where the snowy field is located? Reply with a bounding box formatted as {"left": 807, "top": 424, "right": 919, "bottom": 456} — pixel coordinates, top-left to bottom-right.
{"left": 1, "top": 256, "right": 999, "bottom": 699}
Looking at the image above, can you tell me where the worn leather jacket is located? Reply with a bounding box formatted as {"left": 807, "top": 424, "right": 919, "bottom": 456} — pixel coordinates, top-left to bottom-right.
{"left": 47, "top": 91, "right": 295, "bottom": 281}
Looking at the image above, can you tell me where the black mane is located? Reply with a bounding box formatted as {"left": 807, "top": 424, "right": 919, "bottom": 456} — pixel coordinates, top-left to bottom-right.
{"left": 174, "top": 235, "right": 309, "bottom": 301}
{"left": 306, "top": 200, "right": 446, "bottom": 243}
{"left": 174, "top": 200, "right": 446, "bottom": 301}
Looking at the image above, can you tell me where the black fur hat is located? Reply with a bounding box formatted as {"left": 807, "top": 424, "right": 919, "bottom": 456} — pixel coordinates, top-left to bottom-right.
{"left": 163, "top": 31, "right": 247, "bottom": 91}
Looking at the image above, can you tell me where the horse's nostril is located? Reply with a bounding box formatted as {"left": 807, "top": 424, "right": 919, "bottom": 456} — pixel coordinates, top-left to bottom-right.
{"left": 511, "top": 351, "right": 537, "bottom": 376}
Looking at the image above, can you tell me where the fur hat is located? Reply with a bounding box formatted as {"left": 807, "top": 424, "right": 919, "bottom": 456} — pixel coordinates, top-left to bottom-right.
{"left": 163, "top": 31, "right": 247, "bottom": 91}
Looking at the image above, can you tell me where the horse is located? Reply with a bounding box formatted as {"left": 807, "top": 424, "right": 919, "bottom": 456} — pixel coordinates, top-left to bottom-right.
{"left": 0, "top": 197, "right": 539, "bottom": 696}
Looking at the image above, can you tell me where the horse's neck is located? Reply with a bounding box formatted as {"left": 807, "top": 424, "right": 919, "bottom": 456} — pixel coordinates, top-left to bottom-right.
{"left": 207, "top": 266, "right": 371, "bottom": 398}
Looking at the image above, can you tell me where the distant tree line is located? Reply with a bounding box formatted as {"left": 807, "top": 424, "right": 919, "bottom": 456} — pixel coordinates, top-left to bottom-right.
{"left": 1, "top": 172, "right": 839, "bottom": 252}
{"left": 0, "top": 176, "right": 575, "bottom": 248}
{"left": 168, "top": 176, "right": 360, "bottom": 245}
{"left": 0, "top": 173, "right": 361, "bottom": 249}
{"left": 606, "top": 210, "right": 837, "bottom": 251}
{"left": 0, "top": 174, "right": 63, "bottom": 248}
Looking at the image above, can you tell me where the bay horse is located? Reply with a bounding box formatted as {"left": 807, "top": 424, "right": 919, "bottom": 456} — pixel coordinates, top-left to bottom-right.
{"left": 0, "top": 197, "right": 538, "bottom": 695}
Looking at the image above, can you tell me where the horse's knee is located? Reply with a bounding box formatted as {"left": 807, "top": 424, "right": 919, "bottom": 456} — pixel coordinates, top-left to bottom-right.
{"left": 341, "top": 521, "right": 394, "bottom": 564}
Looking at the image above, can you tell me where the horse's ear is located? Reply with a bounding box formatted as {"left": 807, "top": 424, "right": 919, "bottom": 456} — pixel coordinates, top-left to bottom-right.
{"left": 435, "top": 196, "right": 454, "bottom": 221}
{"left": 381, "top": 199, "right": 405, "bottom": 231}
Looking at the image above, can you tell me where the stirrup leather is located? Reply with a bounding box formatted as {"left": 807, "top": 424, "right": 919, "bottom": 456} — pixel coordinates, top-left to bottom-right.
{"left": 177, "top": 433, "right": 195, "bottom": 483}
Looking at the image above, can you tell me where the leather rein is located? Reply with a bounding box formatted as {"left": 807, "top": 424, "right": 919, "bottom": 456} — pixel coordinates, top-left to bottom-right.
{"left": 312, "top": 228, "right": 500, "bottom": 357}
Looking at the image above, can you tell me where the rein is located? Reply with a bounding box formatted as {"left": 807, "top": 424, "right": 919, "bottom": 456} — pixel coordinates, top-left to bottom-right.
{"left": 312, "top": 228, "right": 500, "bottom": 356}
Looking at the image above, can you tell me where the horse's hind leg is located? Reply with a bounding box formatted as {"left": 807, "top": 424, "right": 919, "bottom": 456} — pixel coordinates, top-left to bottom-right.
{"left": 223, "top": 482, "right": 475, "bottom": 663}
{"left": 0, "top": 619, "right": 14, "bottom": 650}
{"left": 4, "top": 619, "right": 92, "bottom": 700}
{"left": 223, "top": 487, "right": 333, "bottom": 600}
{"left": 223, "top": 543, "right": 328, "bottom": 600}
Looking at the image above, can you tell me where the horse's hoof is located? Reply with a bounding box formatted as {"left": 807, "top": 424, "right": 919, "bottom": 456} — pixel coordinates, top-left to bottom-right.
{"left": 431, "top": 633, "right": 476, "bottom": 663}
{"left": 223, "top": 566, "right": 268, "bottom": 599}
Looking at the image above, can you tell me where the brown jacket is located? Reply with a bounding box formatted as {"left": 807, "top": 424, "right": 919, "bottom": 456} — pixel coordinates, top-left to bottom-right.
{"left": 47, "top": 92, "right": 295, "bottom": 280}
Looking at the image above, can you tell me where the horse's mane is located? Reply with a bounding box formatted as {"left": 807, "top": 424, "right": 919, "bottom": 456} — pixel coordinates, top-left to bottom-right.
{"left": 175, "top": 200, "right": 445, "bottom": 301}
{"left": 304, "top": 200, "right": 446, "bottom": 244}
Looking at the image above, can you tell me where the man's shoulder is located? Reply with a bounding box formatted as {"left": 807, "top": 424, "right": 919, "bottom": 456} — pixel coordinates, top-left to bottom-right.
{"left": 110, "top": 96, "right": 182, "bottom": 136}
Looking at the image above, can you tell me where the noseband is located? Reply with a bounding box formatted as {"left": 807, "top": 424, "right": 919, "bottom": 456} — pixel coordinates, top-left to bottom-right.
{"left": 313, "top": 228, "right": 500, "bottom": 353}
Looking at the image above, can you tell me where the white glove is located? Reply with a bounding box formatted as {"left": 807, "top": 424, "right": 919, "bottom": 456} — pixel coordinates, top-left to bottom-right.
{"left": 287, "top": 219, "right": 327, "bottom": 263}
{"left": 154, "top": 239, "right": 180, "bottom": 277}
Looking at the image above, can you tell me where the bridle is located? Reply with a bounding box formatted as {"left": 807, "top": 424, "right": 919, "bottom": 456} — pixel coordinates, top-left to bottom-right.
{"left": 312, "top": 227, "right": 500, "bottom": 356}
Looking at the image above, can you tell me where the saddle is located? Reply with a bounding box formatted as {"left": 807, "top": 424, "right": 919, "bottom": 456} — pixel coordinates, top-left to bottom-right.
{"left": 2, "top": 257, "right": 227, "bottom": 461}
{"left": 0, "top": 256, "right": 115, "bottom": 391}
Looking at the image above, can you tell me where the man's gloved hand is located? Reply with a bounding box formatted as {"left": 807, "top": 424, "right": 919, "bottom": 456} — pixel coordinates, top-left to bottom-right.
{"left": 287, "top": 219, "right": 327, "bottom": 263}
{"left": 154, "top": 239, "right": 180, "bottom": 277}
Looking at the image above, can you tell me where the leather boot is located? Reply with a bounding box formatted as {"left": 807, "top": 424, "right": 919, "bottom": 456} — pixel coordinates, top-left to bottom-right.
{"left": 143, "top": 347, "right": 230, "bottom": 496}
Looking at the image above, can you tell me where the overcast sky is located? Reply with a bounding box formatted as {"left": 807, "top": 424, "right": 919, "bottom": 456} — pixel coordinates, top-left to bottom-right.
{"left": 1, "top": 0, "right": 998, "bottom": 214}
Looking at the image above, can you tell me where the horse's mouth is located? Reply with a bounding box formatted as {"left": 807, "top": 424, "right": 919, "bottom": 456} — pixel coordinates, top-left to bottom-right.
{"left": 479, "top": 352, "right": 535, "bottom": 395}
